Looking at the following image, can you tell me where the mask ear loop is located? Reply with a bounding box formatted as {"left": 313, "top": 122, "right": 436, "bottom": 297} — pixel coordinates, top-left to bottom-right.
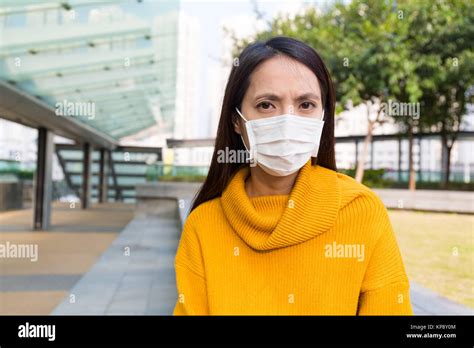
{"left": 235, "top": 107, "right": 247, "bottom": 122}
{"left": 310, "top": 108, "right": 326, "bottom": 158}
{"left": 234, "top": 107, "right": 255, "bottom": 163}
{"left": 235, "top": 107, "right": 249, "bottom": 152}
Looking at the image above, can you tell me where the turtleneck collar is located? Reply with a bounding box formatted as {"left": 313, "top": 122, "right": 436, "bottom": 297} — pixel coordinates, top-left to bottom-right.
{"left": 220, "top": 159, "right": 341, "bottom": 251}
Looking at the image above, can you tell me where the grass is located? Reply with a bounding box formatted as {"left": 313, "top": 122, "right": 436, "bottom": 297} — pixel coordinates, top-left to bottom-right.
{"left": 388, "top": 210, "right": 474, "bottom": 309}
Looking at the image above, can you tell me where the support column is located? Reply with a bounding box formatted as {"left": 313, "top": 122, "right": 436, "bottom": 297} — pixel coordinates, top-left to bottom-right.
{"left": 33, "top": 128, "right": 54, "bottom": 230}
{"left": 398, "top": 137, "right": 402, "bottom": 181}
{"left": 82, "top": 142, "right": 92, "bottom": 209}
{"left": 354, "top": 140, "right": 359, "bottom": 169}
{"left": 417, "top": 137, "right": 422, "bottom": 181}
{"left": 370, "top": 139, "right": 374, "bottom": 169}
{"left": 98, "top": 148, "right": 109, "bottom": 203}
{"left": 108, "top": 152, "right": 120, "bottom": 201}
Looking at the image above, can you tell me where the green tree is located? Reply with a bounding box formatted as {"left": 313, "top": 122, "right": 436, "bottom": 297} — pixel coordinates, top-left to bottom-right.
{"left": 403, "top": 0, "right": 474, "bottom": 188}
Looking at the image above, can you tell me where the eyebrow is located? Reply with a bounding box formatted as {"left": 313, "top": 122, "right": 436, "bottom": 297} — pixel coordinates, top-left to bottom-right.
{"left": 254, "top": 92, "right": 321, "bottom": 102}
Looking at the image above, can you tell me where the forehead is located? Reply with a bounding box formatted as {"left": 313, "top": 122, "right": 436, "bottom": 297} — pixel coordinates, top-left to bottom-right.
{"left": 247, "top": 55, "right": 321, "bottom": 97}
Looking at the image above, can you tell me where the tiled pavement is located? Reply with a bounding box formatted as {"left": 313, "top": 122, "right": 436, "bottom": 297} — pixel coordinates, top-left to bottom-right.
{"left": 0, "top": 202, "right": 134, "bottom": 315}
{"left": 52, "top": 215, "right": 180, "bottom": 315}
{"left": 410, "top": 283, "right": 473, "bottom": 315}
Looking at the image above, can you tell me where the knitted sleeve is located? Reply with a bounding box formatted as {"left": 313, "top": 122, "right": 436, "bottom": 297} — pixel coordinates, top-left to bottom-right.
{"left": 173, "top": 216, "right": 209, "bottom": 315}
{"left": 357, "top": 203, "right": 413, "bottom": 315}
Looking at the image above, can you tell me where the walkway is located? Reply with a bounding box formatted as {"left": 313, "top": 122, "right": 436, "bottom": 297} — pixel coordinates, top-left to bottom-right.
{"left": 0, "top": 202, "right": 134, "bottom": 314}
{"left": 410, "top": 283, "right": 473, "bottom": 315}
{"left": 52, "top": 212, "right": 179, "bottom": 315}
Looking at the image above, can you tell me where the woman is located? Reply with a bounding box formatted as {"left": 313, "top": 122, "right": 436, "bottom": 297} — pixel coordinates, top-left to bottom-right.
{"left": 173, "top": 36, "right": 412, "bottom": 315}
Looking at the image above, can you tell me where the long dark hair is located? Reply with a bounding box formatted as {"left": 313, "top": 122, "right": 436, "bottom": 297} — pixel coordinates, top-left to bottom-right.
{"left": 191, "top": 36, "right": 336, "bottom": 212}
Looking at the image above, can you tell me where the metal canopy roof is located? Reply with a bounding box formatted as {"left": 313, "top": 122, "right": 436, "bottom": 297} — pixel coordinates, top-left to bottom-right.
{"left": 0, "top": 0, "right": 179, "bottom": 144}
{"left": 0, "top": 80, "right": 117, "bottom": 149}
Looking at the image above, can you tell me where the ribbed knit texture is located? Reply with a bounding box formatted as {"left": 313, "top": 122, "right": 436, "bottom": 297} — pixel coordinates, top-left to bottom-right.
{"left": 173, "top": 159, "right": 413, "bottom": 315}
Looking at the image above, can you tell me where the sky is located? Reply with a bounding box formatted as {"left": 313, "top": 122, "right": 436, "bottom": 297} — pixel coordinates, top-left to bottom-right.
{"left": 180, "top": 0, "right": 310, "bottom": 56}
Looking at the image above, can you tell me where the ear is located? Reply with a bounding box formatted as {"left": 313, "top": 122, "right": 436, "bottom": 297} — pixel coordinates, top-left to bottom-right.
{"left": 233, "top": 114, "right": 242, "bottom": 135}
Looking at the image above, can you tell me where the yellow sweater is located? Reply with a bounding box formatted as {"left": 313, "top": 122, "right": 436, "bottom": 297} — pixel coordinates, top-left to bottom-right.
{"left": 173, "top": 160, "right": 413, "bottom": 315}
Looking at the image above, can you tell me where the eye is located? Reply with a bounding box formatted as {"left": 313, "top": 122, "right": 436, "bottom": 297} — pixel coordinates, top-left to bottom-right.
{"left": 256, "top": 101, "right": 275, "bottom": 110}
{"left": 300, "top": 101, "right": 316, "bottom": 110}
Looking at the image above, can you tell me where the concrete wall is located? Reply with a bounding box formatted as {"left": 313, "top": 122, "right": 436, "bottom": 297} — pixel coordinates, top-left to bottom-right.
{"left": 0, "top": 181, "right": 23, "bottom": 211}
{"left": 373, "top": 188, "right": 474, "bottom": 214}
{"left": 22, "top": 180, "right": 33, "bottom": 205}
{"left": 135, "top": 182, "right": 202, "bottom": 227}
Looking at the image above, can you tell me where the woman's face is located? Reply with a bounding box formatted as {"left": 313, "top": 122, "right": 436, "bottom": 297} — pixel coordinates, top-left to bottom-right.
{"left": 234, "top": 55, "right": 323, "bottom": 142}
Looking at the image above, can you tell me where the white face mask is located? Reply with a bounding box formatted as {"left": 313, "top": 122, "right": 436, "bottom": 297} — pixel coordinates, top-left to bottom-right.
{"left": 235, "top": 107, "right": 325, "bottom": 176}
